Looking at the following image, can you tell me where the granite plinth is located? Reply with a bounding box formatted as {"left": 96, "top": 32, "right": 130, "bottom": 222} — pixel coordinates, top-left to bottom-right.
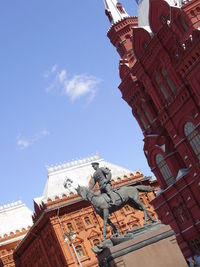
{"left": 97, "top": 223, "right": 188, "bottom": 267}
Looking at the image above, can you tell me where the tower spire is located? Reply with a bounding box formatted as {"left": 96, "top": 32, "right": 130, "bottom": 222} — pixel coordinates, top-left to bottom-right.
{"left": 104, "top": 0, "right": 129, "bottom": 25}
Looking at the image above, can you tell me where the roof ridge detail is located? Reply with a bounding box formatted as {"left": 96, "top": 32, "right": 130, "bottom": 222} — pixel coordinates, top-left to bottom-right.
{"left": 46, "top": 153, "right": 102, "bottom": 174}
{"left": 0, "top": 200, "right": 23, "bottom": 212}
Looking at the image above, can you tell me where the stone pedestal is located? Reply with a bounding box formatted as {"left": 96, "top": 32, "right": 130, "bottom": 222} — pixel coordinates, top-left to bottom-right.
{"left": 97, "top": 223, "right": 188, "bottom": 267}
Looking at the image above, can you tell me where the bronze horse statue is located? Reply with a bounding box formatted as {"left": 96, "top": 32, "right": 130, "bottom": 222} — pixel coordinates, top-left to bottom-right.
{"left": 75, "top": 185, "right": 157, "bottom": 241}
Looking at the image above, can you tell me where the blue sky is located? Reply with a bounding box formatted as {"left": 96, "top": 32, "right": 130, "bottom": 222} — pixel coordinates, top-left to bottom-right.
{"left": 0, "top": 0, "right": 152, "bottom": 209}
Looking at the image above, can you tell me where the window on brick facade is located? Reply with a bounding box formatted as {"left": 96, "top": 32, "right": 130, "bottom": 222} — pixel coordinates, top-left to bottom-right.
{"left": 67, "top": 223, "right": 74, "bottom": 232}
{"left": 75, "top": 245, "right": 85, "bottom": 258}
{"left": 173, "top": 204, "right": 190, "bottom": 225}
{"left": 93, "top": 239, "right": 100, "bottom": 247}
{"left": 173, "top": 207, "right": 185, "bottom": 224}
{"left": 161, "top": 67, "right": 177, "bottom": 95}
{"left": 155, "top": 74, "right": 170, "bottom": 103}
{"left": 190, "top": 236, "right": 200, "bottom": 252}
{"left": 178, "top": 15, "right": 189, "bottom": 31}
{"left": 156, "top": 154, "right": 174, "bottom": 186}
{"left": 137, "top": 110, "right": 147, "bottom": 130}
{"left": 184, "top": 122, "right": 200, "bottom": 160}
{"left": 84, "top": 216, "right": 91, "bottom": 226}
{"left": 142, "top": 103, "right": 152, "bottom": 124}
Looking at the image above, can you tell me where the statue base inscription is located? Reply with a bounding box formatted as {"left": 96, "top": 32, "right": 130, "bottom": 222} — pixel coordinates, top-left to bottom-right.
{"left": 97, "top": 223, "right": 188, "bottom": 267}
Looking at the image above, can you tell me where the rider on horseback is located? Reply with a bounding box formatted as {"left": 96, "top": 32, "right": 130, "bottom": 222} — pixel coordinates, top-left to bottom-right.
{"left": 89, "top": 162, "right": 115, "bottom": 205}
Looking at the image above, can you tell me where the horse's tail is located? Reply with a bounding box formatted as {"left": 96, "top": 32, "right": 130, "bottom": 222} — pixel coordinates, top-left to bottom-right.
{"left": 135, "top": 185, "right": 154, "bottom": 192}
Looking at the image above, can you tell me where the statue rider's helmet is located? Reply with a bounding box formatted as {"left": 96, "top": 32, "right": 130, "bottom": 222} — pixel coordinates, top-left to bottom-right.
{"left": 91, "top": 162, "right": 99, "bottom": 169}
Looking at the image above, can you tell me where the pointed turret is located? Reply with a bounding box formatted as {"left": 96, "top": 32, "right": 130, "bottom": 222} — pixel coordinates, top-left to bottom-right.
{"left": 104, "top": 0, "right": 129, "bottom": 25}
{"left": 103, "top": 0, "right": 137, "bottom": 66}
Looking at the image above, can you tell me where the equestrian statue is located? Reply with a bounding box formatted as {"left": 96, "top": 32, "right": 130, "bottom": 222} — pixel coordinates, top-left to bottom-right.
{"left": 64, "top": 162, "right": 157, "bottom": 242}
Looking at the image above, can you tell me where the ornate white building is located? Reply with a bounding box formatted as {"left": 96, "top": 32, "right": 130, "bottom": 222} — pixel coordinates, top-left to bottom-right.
{"left": 0, "top": 201, "right": 32, "bottom": 266}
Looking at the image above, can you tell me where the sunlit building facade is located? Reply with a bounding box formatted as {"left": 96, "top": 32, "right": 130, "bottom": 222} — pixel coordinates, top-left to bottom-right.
{"left": 0, "top": 201, "right": 32, "bottom": 267}
{"left": 104, "top": 0, "right": 200, "bottom": 262}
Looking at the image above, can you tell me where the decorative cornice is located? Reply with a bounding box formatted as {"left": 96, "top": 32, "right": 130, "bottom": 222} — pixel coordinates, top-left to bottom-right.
{"left": 107, "top": 16, "right": 138, "bottom": 35}
{"left": 0, "top": 226, "right": 31, "bottom": 241}
{"left": 0, "top": 200, "right": 23, "bottom": 213}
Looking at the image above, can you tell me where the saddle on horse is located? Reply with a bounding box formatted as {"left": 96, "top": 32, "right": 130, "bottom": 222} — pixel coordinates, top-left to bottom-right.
{"left": 102, "top": 189, "right": 124, "bottom": 206}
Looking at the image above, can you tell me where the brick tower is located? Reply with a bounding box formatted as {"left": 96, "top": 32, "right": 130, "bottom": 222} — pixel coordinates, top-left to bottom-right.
{"left": 104, "top": 0, "right": 200, "bottom": 261}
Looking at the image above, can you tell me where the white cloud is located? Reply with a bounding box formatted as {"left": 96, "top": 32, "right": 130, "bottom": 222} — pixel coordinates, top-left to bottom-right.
{"left": 17, "top": 139, "right": 30, "bottom": 150}
{"left": 43, "top": 64, "right": 58, "bottom": 79}
{"left": 51, "top": 64, "right": 58, "bottom": 73}
{"left": 58, "top": 69, "right": 67, "bottom": 83}
{"left": 65, "top": 74, "right": 100, "bottom": 101}
{"left": 40, "top": 128, "right": 50, "bottom": 136}
{"left": 44, "top": 65, "right": 101, "bottom": 102}
{"left": 17, "top": 128, "right": 50, "bottom": 150}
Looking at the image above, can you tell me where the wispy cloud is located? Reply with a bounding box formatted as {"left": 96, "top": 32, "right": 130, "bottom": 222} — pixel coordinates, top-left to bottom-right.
{"left": 43, "top": 64, "right": 58, "bottom": 78}
{"left": 17, "top": 129, "right": 50, "bottom": 150}
{"left": 44, "top": 65, "right": 101, "bottom": 102}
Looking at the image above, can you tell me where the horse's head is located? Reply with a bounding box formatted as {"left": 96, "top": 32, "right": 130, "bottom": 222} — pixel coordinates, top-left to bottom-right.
{"left": 63, "top": 177, "right": 73, "bottom": 189}
{"left": 76, "top": 185, "right": 88, "bottom": 201}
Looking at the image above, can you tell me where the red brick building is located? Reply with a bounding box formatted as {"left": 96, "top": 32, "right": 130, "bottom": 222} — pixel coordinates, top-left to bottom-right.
{"left": 104, "top": 0, "right": 200, "bottom": 262}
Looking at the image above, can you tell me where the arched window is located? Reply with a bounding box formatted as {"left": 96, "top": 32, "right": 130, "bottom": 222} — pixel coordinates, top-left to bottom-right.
{"left": 67, "top": 223, "right": 74, "bottom": 232}
{"left": 75, "top": 245, "right": 85, "bottom": 258}
{"left": 156, "top": 154, "right": 174, "bottom": 186}
{"left": 141, "top": 103, "right": 152, "bottom": 124}
{"left": 184, "top": 122, "right": 200, "bottom": 160}
{"left": 173, "top": 207, "right": 185, "bottom": 224}
{"left": 178, "top": 15, "right": 189, "bottom": 31}
{"left": 84, "top": 216, "right": 91, "bottom": 226}
{"left": 93, "top": 239, "right": 100, "bottom": 247}
{"left": 155, "top": 74, "right": 170, "bottom": 103}
{"left": 161, "top": 67, "right": 176, "bottom": 95}
{"left": 173, "top": 204, "right": 190, "bottom": 225}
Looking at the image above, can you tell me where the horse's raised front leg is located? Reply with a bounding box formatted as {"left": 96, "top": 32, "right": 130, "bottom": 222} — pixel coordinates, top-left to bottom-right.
{"left": 107, "top": 218, "right": 120, "bottom": 237}
{"left": 102, "top": 209, "right": 109, "bottom": 242}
